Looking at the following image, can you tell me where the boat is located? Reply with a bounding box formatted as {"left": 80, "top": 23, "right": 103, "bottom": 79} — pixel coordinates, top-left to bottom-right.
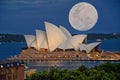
{"left": 96, "top": 39, "right": 102, "bottom": 42}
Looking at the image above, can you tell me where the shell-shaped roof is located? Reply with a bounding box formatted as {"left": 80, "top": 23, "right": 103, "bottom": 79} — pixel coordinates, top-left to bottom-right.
{"left": 59, "top": 26, "right": 72, "bottom": 39}
{"left": 30, "top": 39, "right": 37, "bottom": 49}
{"left": 24, "top": 22, "right": 100, "bottom": 52}
{"left": 58, "top": 39, "right": 73, "bottom": 49}
{"left": 58, "top": 26, "right": 73, "bottom": 49}
{"left": 45, "top": 22, "right": 67, "bottom": 51}
{"left": 40, "top": 34, "right": 48, "bottom": 49}
{"left": 79, "top": 42, "right": 101, "bottom": 53}
{"left": 71, "top": 34, "right": 87, "bottom": 51}
{"left": 36, "top": 30, "right": 48, "bottom": 50}
{"left": 24, "top": 35, "right": 36, "bottom": 48}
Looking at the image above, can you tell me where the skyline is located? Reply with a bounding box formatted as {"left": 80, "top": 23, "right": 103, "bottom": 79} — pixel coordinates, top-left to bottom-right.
{"left": 0, "top": 0, "right": 120, "bottom": 34}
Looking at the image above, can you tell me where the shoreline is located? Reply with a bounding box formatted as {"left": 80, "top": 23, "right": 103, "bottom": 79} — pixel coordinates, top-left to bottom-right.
{"left": 8, "top": 48, "right": 120, "bottom": 61}
{"left": 8, "top": 59, "right": 120, "bottom": 62}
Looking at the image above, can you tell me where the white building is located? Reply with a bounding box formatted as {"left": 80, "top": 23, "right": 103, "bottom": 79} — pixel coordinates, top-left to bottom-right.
{"left": 24, "top": 22, "right": 101, "bottom": 53}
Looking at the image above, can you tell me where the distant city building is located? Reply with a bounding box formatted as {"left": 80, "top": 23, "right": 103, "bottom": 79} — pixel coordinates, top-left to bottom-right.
{"left": 24, "top": 22, "right": 101, "bottom": 53}
{"left": 0, "top": 60, "right": 25, "bottom": 80}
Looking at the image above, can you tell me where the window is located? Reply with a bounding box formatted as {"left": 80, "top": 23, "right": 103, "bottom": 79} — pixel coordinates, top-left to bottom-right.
{"left": 0, "top": 70, "right": 5, "bottom": 75}
{"left": 8, "top": 75, "right": 12, "bottom": 80}
{"left": 13, "top": 74, "right": 17, "bottom": 80}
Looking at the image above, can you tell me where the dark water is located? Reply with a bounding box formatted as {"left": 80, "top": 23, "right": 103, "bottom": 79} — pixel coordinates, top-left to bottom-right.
{"left": 0, "top": 39, "right": 120, "bottom": 60}
{"left": 0, "top": 42, "right": 26, "bottom": 60}
{"left": 88, "top": 39, "right": 120, "bottom": 51}
{"left": 0, "top": 39, "right": 120, "bottom": 71}
{"left": 27, "top": 60, "right": 120, "bottom": 71}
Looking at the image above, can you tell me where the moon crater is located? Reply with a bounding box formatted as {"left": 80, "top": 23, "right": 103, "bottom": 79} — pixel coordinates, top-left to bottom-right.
{"left": 69, "top": 2, "right": 98, "bottom": 31}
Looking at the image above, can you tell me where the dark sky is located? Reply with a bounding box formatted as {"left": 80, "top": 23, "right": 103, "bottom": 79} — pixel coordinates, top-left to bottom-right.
{"left": 0, "top": 0, "right": 120, "bottom": 34}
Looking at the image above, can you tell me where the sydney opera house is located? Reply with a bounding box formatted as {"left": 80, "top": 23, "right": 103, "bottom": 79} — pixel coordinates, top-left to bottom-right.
{"left": 24, "top": 22, "right": 101, "bottom": 53}
{"left": 8, "top": 22, "right": 120, "bottom": 61}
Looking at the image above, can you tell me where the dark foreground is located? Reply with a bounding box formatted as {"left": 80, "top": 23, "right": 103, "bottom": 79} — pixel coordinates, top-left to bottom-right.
{"left": 27, "top": 62, "right": 120, "bottom": 80}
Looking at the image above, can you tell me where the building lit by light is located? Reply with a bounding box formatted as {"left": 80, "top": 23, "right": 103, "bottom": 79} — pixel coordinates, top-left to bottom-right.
{"left": 24, "top": 22, "right": 101, "bottom": 53}
{"left": 0, "top": 60, "right": 25, "bottom": 80}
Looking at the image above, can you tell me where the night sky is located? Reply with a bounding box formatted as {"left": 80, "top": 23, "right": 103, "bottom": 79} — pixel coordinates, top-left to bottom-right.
{"left": 0, "top": 0, "right": 120, "bottom": 34}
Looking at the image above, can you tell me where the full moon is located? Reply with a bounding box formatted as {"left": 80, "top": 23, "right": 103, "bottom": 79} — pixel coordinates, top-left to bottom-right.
{"left": 69, "top": 2, "right": 98, "bottom": 31}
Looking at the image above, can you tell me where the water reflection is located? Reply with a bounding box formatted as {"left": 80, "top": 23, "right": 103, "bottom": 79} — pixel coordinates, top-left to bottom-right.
{"left": 27, "top": 60, "right": 120, "bottom": 71}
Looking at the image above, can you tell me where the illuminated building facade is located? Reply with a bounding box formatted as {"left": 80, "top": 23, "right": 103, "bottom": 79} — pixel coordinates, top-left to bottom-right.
{"left": 24, "top": 22, "right": 101, "bottom": 53}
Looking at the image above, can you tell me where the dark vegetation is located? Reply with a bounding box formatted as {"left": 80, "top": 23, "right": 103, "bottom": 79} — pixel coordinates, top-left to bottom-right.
{"left": 0, "top": 34, "right": 25, "bottom": 42}
{"left": 27, "top": 62, "right": 120, "bottom": 80}
{"left": 87, "top": 33, "right": 120, "bottom": 40}
{"left": 0, "top": 33, "right": 120, "bottom": 42}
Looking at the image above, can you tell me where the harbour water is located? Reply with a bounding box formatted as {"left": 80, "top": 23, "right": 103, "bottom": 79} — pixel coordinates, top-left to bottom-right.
{"left": 88, "top": 39, "right": 120, "bottom": 51}
{"left": 27, "top": 60, "right": 120, "bottom": 71}
{"left": 0, "top": 39, "right": 120, "bottom": 60}
{"left": 0, "top": 39, "right": 120, "bottom": 70}
{"left": 0, "top": 42, "right": 26, "bottom": 60}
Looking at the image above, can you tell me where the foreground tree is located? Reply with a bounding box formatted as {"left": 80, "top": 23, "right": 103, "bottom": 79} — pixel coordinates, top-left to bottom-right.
{"left": 27, "top": 62, "right": 120, "bottom": 80}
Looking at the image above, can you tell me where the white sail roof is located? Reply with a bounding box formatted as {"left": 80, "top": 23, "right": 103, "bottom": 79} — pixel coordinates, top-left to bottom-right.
{"left": 30, "top": 39, "right": 37, "bottom": 49}
{"left": 23, "top": 22, "right": 102, "bottom": 53}
{"left": 58, "top": 26, "right": 73, "bottom": 49}
{"left": 79, "top": 42, "right": 101, "bottom": 53}
{"left": 40, "top": 34, "right": 48, "bottom": 49}
{"left": 58, "top": 39, "right": 73, "bottom": 49}
{"left": 45, "top": 22, "right": 67, "bottom": 52}
{"left": 24, "top": 35, "right": 36, "bottom": 48}
{"left": 36, "top": 30, "right": 48, "bottom": 50}
{"left": 59, "top": 26, "right": 72, "bottom": 39}
{"left": 71, "top": 34, "right": 87, "bottom": 51}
